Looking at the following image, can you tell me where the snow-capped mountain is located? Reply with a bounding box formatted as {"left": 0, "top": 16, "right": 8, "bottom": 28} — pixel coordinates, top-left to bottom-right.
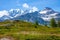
{"left": 39, "top": 7, "right": 60, "bottom": 21}
{"left": 0, "top": 7, "right": 60, "bottom": 24}
{"left": 9, "top": 9, "right": 24, "bottom": 18}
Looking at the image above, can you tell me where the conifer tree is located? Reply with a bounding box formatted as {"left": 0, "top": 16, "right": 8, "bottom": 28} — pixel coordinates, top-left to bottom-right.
{"left": 50, "top": 18, "right": 57, "bottom": 27}
{"left": 57, "top": 20, "right": 60, "bottom": 27}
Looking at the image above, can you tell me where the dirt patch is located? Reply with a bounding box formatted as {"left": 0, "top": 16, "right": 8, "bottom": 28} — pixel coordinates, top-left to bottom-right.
{"left": 0, "top": 36, "right": 14, "bottom": 40}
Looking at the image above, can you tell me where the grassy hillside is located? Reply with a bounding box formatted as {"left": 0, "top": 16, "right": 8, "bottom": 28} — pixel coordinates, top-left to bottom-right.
{"left": 0, "top": 20, "right": 60, "bottom": 40}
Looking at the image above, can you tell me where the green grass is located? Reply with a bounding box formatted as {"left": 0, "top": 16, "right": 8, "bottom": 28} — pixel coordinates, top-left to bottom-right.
{"left": 0, "top": 20, "right": 60, "bottom": 40}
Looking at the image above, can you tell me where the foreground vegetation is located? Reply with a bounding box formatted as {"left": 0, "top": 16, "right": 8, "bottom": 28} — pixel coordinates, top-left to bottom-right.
{"left": 0, "top": 20, "right": 60, "bottom": 40}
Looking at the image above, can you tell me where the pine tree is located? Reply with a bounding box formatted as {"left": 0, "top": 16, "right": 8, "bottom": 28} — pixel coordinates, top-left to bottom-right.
{"left": 35, "top": 21, "right": 39, "bottom": 28}
{"left": 35, "top": 21, "right": 39, "bottom": 25}
{"left": 50, "top": 18, "right": 57, "bottom": 27}
{"left": 57, "top": 20, "right": 60, "bottom": 27}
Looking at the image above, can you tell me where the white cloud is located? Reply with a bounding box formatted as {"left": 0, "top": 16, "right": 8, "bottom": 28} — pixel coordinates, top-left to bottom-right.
{"left": 32, "top": 7, "right": 38, "bottom": 12}
{"left": 29, "top": 7, "right": 38, "bottom": 13}
{"left": 0, "top": 10, "right": 9, "bottom": 17}
{"left": 22, "top": 3, "right": 39, "bottom": 13}
{"left": 22, "top": 3, "right": 29, "bottom": 8}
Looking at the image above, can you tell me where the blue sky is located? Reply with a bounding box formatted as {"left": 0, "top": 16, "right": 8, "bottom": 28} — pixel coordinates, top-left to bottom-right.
{"left": 0, "top": 0, "right": 60, "bottom": 12}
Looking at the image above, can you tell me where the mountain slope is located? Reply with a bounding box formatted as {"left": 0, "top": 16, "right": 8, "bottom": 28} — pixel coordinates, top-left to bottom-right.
{"left": 13, "top": 11, "right": 45, "bottom": 24}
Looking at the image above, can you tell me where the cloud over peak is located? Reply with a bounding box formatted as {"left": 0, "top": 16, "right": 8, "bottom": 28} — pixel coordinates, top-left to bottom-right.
{"left": 29, "top": 7, "right": 39, "bottom": 13}
{"left": 22, "top": 3, "right": 29, "bottom": 8}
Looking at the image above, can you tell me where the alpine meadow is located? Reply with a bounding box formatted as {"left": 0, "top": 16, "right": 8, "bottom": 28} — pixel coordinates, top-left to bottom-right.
{"left": 0, "top": 0, "right": 60, "bottom": 40}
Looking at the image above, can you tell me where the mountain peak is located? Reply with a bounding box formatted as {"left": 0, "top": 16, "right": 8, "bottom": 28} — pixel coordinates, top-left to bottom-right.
{"left": 44, "top": 7, "right": 52, "bottom": 10}
{"left": 9, "top": 9, "right": 20, "bottom": 12}
{"left": 39, "top": 7, "right": 54, "bottom": 14}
